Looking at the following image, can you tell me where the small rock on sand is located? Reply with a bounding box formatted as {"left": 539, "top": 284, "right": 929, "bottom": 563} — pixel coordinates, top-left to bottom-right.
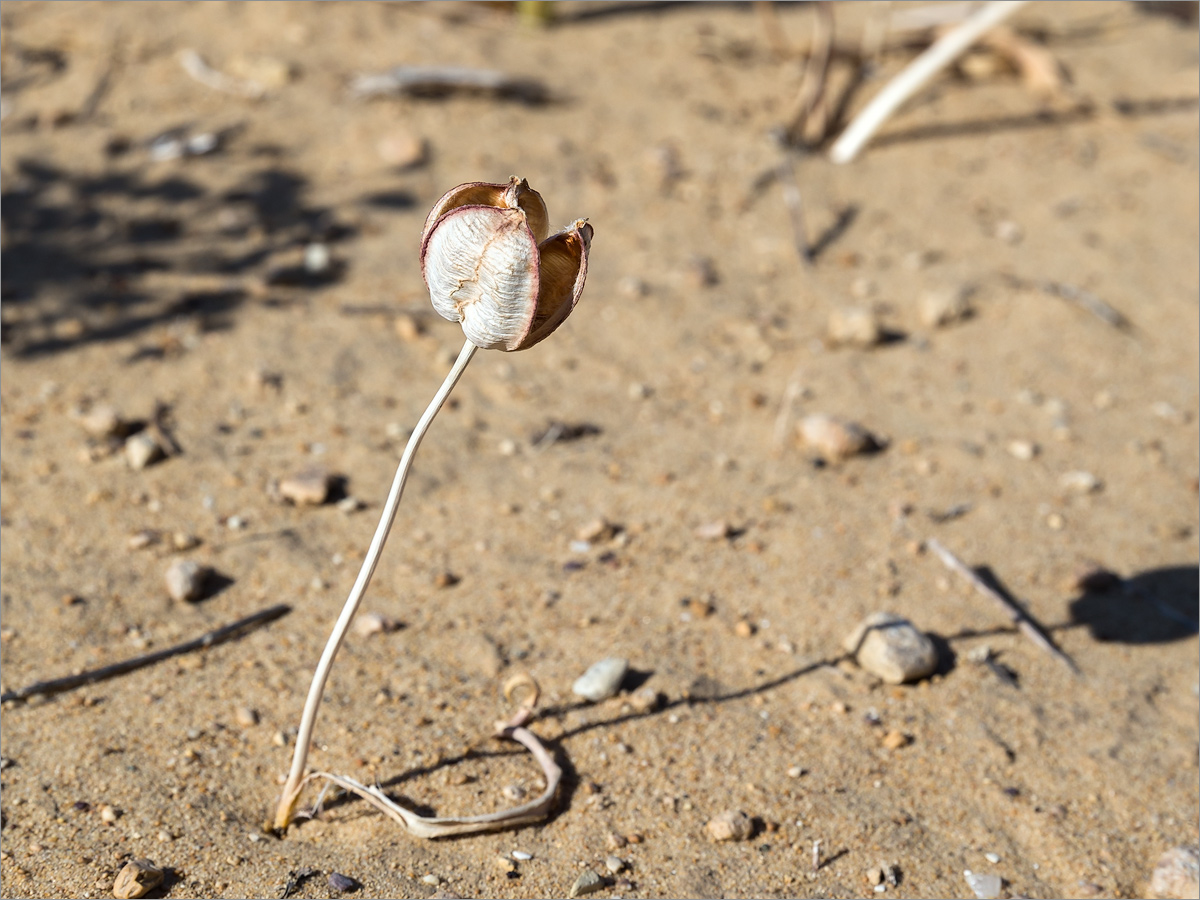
{"left": 844, "top": 612, "right": 938, "bottom": 684}
{"left": 799, "top": 414, "right": 878, "bottom": 462}
{"left": 572, "top": 657, "right": 628, "bottom": 702}
{"left": 963, "top": 869, "right": 1002, "bottom": 899}
{"left": 125, "top": 432, "right": 164, "bottom": 470}
{"left": 113, "top": 859, "right": 164, "bottom": 899}
{"left": 354, "top": 612, "right": 402, "bottom": 637}
{"left": 919, "top": 286, "right": 972, "bottom": 328}
{"left": 165, "top": 559, "right": 210, "bottom": 603}
{"left": 705, "top": 809, "right": 753, "bottom": 842}
{"left": 328, "top": 872, "right": 360, "bottom": 893}
{"left": 568, "top": 870, "right": 604, "bottom": 898}
{"left": 279, "top": 467, "right": 332, "bottom": 505}
{"left": 1148, "top": 846, "right": 1200, "bottom": 899}
{"left": 828, "top": 306, "right": 881, "bottom": 347}
{"left": 77, "top": 404, "right": 125, "bottom": 439}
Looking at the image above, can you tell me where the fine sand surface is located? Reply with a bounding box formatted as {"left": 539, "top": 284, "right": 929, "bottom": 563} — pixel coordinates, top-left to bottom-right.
{"left": 1, "top": 3, "right": 1197, "bottom": 898}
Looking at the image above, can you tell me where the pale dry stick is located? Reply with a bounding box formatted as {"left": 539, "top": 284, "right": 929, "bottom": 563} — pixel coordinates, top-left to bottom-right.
{"left": 784, "top": 0, "right": 835, "bottom": 146}
{"left": 829, "top": 0, "right": 1031, "bottom": 164}
{"left": 178, "top": 48, "right": 265, "bottom": 99}
{"left": 812, "top": 838, "right": 822, "bottom": 872}
{"left": 296, "top": 673, "right": 561, "bottom": 838}
{"left": 274, "top": 339, "right": 477, "bottom": 830}
{"left": 0, "top": 604, "right": 290, "bottom": 704}
{"left": 926, "top": 538, "right": 1080, "bottom": 674}
{"left": 778, "top": 153, "right": 812, "bottom": 265}
{"left": 772, "top": 367, "right": 807, "bottom": 451}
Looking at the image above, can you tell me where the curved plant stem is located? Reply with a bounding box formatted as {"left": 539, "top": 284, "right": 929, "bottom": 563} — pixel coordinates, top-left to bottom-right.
{"left": 829, "top": 0, "right": 1029, "bottom": 164}
{"left": 275, "top": 338, "right": 478, "bottom": 830}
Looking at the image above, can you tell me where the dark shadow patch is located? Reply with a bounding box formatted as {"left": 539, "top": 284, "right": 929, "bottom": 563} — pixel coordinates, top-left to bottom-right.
{"left": 1069, "top": 565, "right": 1198, "bottom": 644}
{"left": 870, "top": 104, "right": 1096, "bottom": 151}
{"left": 360, "top": 190, "right": 419, "bottom": 210}
{"left": 619, "top": 668, "right": 654, "bottom": 693}
{"left": 1111, "top": 95, "right": 1199, "bottom": 118}
{"left": 807, "top": 205, "right": 859, "bottom": 262}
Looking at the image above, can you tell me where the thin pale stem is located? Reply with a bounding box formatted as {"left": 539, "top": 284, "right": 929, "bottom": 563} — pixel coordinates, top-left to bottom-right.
{"left": 275, "top": 338, "right": 478, "bottom": 830}
{"left": 829, "top": 0, "right": 1029, "bottom": 164}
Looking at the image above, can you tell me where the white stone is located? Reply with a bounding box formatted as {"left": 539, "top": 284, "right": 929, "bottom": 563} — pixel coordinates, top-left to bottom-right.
{"left": 572, "top": 657, "right": 628, "bottom": 702}
{"left": 844, "top": 612, "right": 938, "bottom": 684}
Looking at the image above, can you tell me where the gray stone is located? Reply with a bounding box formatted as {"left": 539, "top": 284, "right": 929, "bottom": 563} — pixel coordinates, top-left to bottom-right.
{"left": 165, "top": 559, "right": 210, "bottom": 603}
{"left": 844, "top": 612, "right": 938, "bottom": 684}
{"left": 568, "top": 870, "right": 603, "bottom": 898}
{"left": 572, "top": 657, "right": 628, "bottom": 702}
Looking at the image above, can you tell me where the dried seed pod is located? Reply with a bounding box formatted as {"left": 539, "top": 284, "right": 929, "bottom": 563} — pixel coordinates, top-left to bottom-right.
{"left": 420, "top": 176, "right": 592, "bottom": 351}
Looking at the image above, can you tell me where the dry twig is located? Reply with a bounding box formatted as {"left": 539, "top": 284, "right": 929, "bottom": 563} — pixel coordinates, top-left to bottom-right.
{"left": 297, "top": 673, "right": 562, "bottom": 838}
{"left": 830, "top": 0, "right": 1031, "bottom": 164}
{"left": 927, "top": 539, "right": 1079, "bottom": 674}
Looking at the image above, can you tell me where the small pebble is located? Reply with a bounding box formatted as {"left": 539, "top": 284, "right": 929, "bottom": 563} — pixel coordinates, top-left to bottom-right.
{"left": 605, "top": 855, "right": 625, "bottom": 874}
{"left": 77, "top": 404, "right": 125, "bottom": 439}
{"left": 235, "top": 706, "right": 258, "bottom": 727}
{"left": 918, "top": 286, "right": 971, "bottom": 328}
{"left": 606, "top": 832, "right": 628, "bottom": 850}
{"left": 705, "top": 809, "right": 753, "bottom": 842}
{"left": 963, "top": 869, "right": 1003, "bottom": 899}
{"left": 99, "top": 804, "right": 119, "bottom": 824}
{"left": 502, "top": 784, "right": 527, "bottom": 802}
{"left": 1046, "top": 512, "right": 1065, "bottom": 530}
{"left": 1060, "top": 470, "right": 1101, "bottom": 494}
{"left": 828, "top": 306, "right": 881, "bottom": 347}
{"left": 734, "top": 620, "right": 755, "bottom": 638}
{"left": 112, "top": 859, "right": 163, "bottom": 899}
{"left": 868, "top": 865, "right": 883, "bottom": 886}
{"left": 125, "top": 432, "right": 164, "bottom": 470}
{"left": 304, "top": 243, "right": 331, "bottom": 274}
{"left": 328, "top": 872, "right": 360, "bottom": 893}
{"left": 354, "top": 612, "right": 402, "bottom": 637}
{"left": 628, "top": 686, "right": 661, "bottom": 713}
{"left": 279, "top": 467, "right": 332, "bottom": 505}
{"left": 165, "top": 559, "right": 210, "bottom": 603}
{"left": 376, "top": 132, "right": 428, "bottom": 169}
{"left": 1006, "top": 439, "right": 1038, "bottom": 461}
{"left": 882, "top": 730, "right": 910, "bottom": 750}
{"left": 568, "top": 869, "right": 604, "bottom": 898}
{"left": 493, "top": 856, "right": 517, "bottom": 873}
{"left": 843, "top": 612, "right": 938, "bottom": 684}
{"left": 786, "top": 765, "right": 805, "bottom": 778}
{"left": 985, "top": 852, "right": 1001, "bottom": 864}
{"left": 1148, "top": 846, "right": 1200, "bottom": 899}
{"left": 128, "top": 530, "right": 159, "bottom": 551}
{"left": 572, "top": 657, "right": 628, "bottom": 702}
{"left": 694, "top": 519, "right": 731, "bottom": 540}
{"left": 577, "top": 518, "right": 618, "bottom": 543}
{"left": 172, "top": 532, "right": 200, "bottom": 551}
{"left": 511, "top": 850, "right": 533, "bottom": 861}
{"left": 1152, "top": 401, "right": 1189, "bottom": 425}
{"left": 421, "top": 874, "right": 441, "bottom": 886}
{"left": 337, "top": 496, "right": 365, "bottom": 513}
{"left": 798, "top": 414, "right": 877, "bottom": 462}
{"left": 993, "top": 219, "right": 1024, "bottom": 244}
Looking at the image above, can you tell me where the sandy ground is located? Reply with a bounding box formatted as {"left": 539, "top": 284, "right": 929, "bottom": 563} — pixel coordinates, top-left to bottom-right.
{"left": 1, "top": 2, "right": 1198, "bottom": 898}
